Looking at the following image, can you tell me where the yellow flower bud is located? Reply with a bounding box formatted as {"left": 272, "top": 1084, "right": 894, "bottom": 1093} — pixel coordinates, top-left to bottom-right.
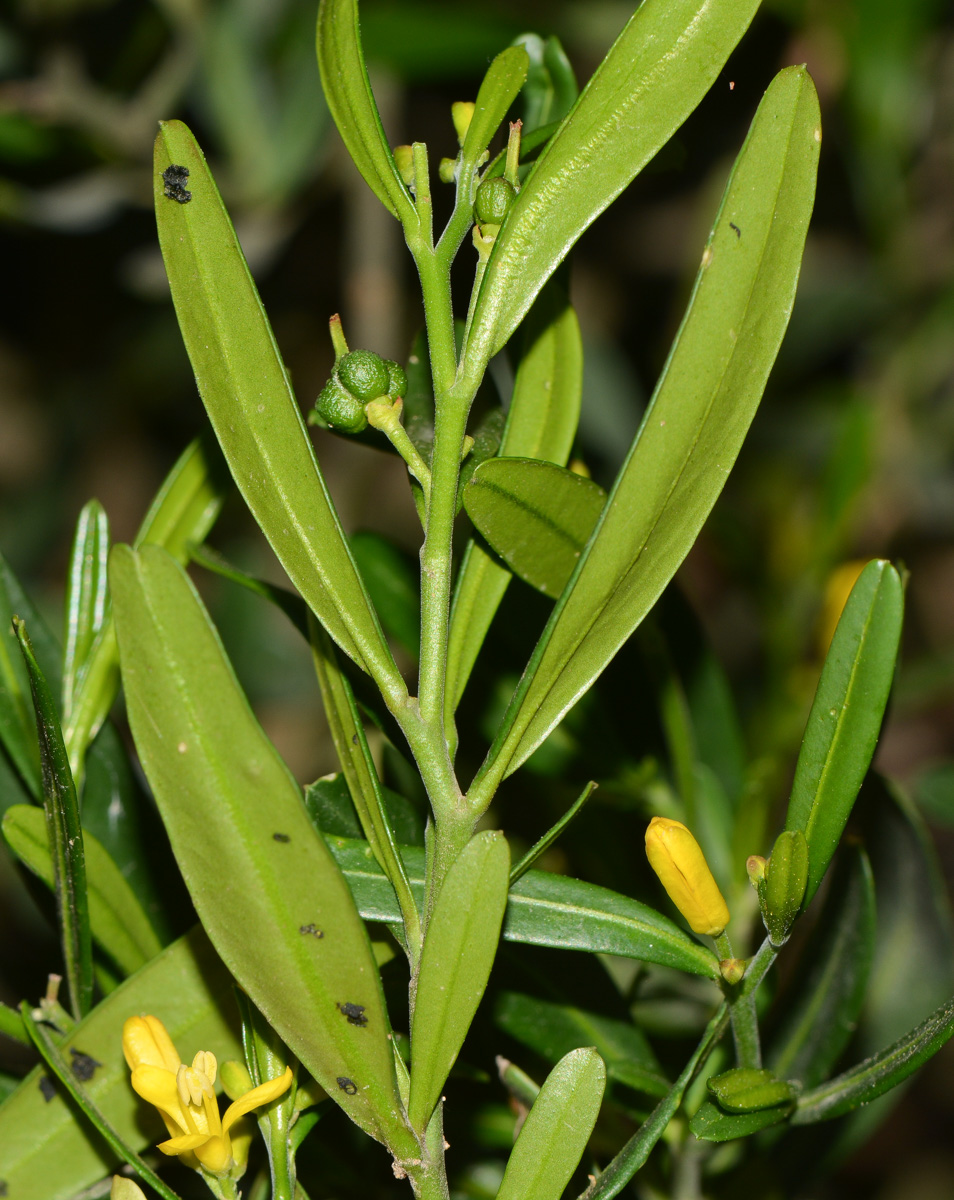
{"left": 451, "top": 101, "right": 476, "bottom": 144}
{"left": 644, "top": 816, "right": 730, "bottom": 937}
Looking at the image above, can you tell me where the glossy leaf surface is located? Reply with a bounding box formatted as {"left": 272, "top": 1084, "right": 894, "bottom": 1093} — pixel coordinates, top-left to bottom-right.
{"left": 325, "top": 836, "right": 720, "bottom": 978}
{"left": 316, "top": 0, "right": 416, "bottom": 223}
{"left": 111, "top": 545, "right": 415, "bottom": 1155}
{"left": 690, "top": 1100, "right": 790, "bottom": 1142}
{"left": 464, "top": 459, "right": 606, "bottom": 599}
{"left": 768, "top": 844, "right": 875, "bottom": 1088}
{"left": 472, "top": 67, "right": 822, "bottom": 795}
{"left": 2, "top": 804, "right": 161, "bottom": 977}
{"left": 496, "top": 1047, "right": 605, "bottom": 1200}
{"left": 792, "top": 994, "right": 954, "bottom": 1124}
{"left": 707, "top": 1068, "right": 796, "bottom": 1112}
{"left": 408, "top": 832, "right": 509, "bottom": 1130}
{"left": 460, "top": 47, "right": 528, "bottom": 165}
{"left": 154, "top": 121, "right": 399, "bottom": 694}
{"left": 0, "top": 927, "right": 240, "bottom": 1200}
{"left": 468, "top": 0, "right": 761, "bottom": 358}
{"left": 786, "top": 560, "right": 903, "bottom": 904}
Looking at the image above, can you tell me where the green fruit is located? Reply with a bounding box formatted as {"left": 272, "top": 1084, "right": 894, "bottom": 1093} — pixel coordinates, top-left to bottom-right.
{"left": 312, "top": 377, "right": 368, "bottom": 433}
{"left": 338, "top": 349, "right": 389, "bottom": 401}
{"left": 383, "top": 359, "right": 408, "bottom": 400}
{"left": 474, "top": 176, "right": 516, "bottom": 225}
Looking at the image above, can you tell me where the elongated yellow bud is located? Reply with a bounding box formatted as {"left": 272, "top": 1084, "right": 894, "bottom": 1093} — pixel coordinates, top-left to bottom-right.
{"left": 645, "top": 816, "right": 730, "bottom": 936}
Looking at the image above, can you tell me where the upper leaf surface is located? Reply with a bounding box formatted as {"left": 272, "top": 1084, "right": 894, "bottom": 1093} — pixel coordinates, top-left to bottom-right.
{"left": 473, "top": 67, "right": 822, "bottom": 793}
{"left": 153, "top": 121, "right": 398, "bottom": 691}
{"left": 110, "top": 545, "right": 415, "bottom": 1155}
{"left": 468, "top": 0, "right": 762, "bottom": 358}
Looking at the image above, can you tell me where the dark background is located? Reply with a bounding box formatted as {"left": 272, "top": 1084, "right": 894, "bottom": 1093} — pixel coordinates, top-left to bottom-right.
{"left": 1, "top": 0, "right": 953, "bottom": 1196}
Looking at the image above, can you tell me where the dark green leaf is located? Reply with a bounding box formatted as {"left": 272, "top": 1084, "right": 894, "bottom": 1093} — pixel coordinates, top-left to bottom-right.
{"left": 408, "top": 832, "right": 509, "bottom": 1131}
{"left": 517, "top": 34, "right": 578, "bottom": 135}
{"left": 316, "top": 0, "right": 417, "bottom": 223}
{"left": 325, "top": 836, "right": 721, "bottom": 979}
{"left": 0, "top": 927, "right": 240, "bottom": 1200}
{"left": 689, "top": 1099, "right": 790, "bottom": 1142}
{"left": 497, "top": 1048, "right": 605, "bottom": 1200}
{"left": 111, "top": 545, "right": 417, "bottom": 1158}
{"left": 447, "top": 283, "right": 582, "bottom": 715}
{"left": 464, "top": 459, "right": 606, "bottom": 600}
{"left": 3, "top": 804, "right": 162, "bottom": 977}
{"left": 470, "top": 68, "right": 822, "bottom": 802}
{"left": 14, "top": 620, "right": 92, "bottom": 1019}
{"left": 154, "top": 122, "right": 400, "bottom": 696}
{"left": 468, "top": 0, "right": 762, "bottom": 359}
{"left": 768, "top": 844, "right": 875, "bottom": 1089}
{"left": 785, "top": 560, "right": 903, "bottom": 905}
{"left": 792, "top": 994, "right": 954, "bottom": 1124}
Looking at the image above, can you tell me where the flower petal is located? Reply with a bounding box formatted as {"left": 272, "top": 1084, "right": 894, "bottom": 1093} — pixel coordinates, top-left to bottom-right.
{"left": 130, "top": 1065, "right": 188, "bottom": 1133}
{"left": 195, "top": 1134, "right": 233, "bottom": 1174}
{"left": 222, "top": 1067, "right": 293, "bottom": 1132}
{"left": 156, "top": 1132, "right": 209, "bottom": 1156}
{"left": 122, "top": 1015, "right": 181, "bottom": 1073}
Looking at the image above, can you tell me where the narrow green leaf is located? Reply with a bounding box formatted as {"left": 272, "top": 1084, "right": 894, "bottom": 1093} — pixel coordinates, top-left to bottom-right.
{"left": 0, "top": 927, "right": 240, "bottom": 1200}
{"left": 154, "top": 121, "right": 401, "bottom": 700}
{"left": 510, "top": 780, "right": 596, "bottom": 884}
{"left": 464, "top": 459, "right": 606, "bottom": 599}
{"left": 0, "top": 1002, "right": 27, "bottom": 1046}
{"left": 324, "top": 836, "right": 721, "bottom": 979}
{"left": 14, "top": 620, "right": 92, "bottom": 1020}
{"left": 408, "top": 832, "right": 510, "bottom": 1131}
{"left": 64, "top": 436, "right": 227, "bottom": 777}
{"left": 689, "top": 1099, "right": 789, "bottom": 1142}
{"left": 468, "top": 0, "right": 761, "bottom": 359}
{"left": 309, "top": 620, "right": 421, "bottom": 956}
{"left": 316, "top": 0, "right": 416, "bottom": 224}
{"left": 460, "top": 47, "right": 529, "bottom": 164}
{"left": 472, "top": 67, "right": 822, "bottom": 801}
{"left": 446, "top": 285, "right": 583, "bottom": 715}
{"left": 581, "top": 1005, "right": 728, "bottom": 1200}
{"left": 19, "top": 1005, "right": 182, "bottom": 1200}
{"left": 786, "top": 560, "right": 904, "bottom": 904}
{"left": 792, "top": 994, "right": 954, "bottom": 1125}
{"left": 517, "top": 34, "right": 578, "bottom": 135}
{"left": 494, "top": 991, "right": 666, "bottom": 1097}
{"left": 3, "top": 804, "right": 162, "bottom": 976}
{"left": 497, "top": 1047, "right": 605, "bottom": 1200}
{"left": 62, "top": 501, "right": 110, "bottom": 723}
{"left": 111, "top": 545, "right": 416, "bottom": 1157}
{"left": 768, "top": 844, "right": 876, "bottom": 1088}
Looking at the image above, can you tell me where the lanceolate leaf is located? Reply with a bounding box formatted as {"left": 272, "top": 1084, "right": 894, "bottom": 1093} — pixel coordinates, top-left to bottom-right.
{"left": 14, "top": 620, "right": 92, "bottom": 1020}
{"left": 792, "top": 994, "right": 954, "bottom": 1125}
{"left": 467, "top": 0, "right": 762, "bottom": 360}
{"left": 153, "top": 122, "right": 401, "bottom": 700}
{"left": 408, "top": 832, "right": 509, "bottom": 1131}
{"left": 785, "top": 560, "right": 903, "bottom": 905}
{"left": 460, "top": 47, "right": 529, "bottom": 165}
{"left": 62, "top": 500, "right": 110, "bottom": 723}
{"left": 316, "top": 0, "right": 416, "bottom": 224}
{"left": 470, "top": 68, "right": 822, "bottom": 803}
{"left": 496, "top": 1048, "right": 605, "bottom": 1200}
{"left": 0, "top": 927, "right": 241, "bottom": 1200}
{"left": 446, "top": 284, "right": 583, "bottom": 717}
{"left": 324, "top": 836, "right": 721, "bottom": 979}
{"left": 463, "top": 459, "right": 606, "bottom": 599}
{"left": 111, "top": 545, "right": 416, "bottom": 1157}
{"left": 768, "top": 844, "right": 876, "bottom": 1088}
{"left": 3, "top": 804, "right": 162, "bottom": 977}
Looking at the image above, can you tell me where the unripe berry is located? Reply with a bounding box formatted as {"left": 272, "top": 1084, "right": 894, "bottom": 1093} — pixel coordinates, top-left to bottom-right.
{"left": 474, "top": 176, "right": 517, "bottom": 226}
{"left": 337, "top": 350, "right": 390, "bottom": 402}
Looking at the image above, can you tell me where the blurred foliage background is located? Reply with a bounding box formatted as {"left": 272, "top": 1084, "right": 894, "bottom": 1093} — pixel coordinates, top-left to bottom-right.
{"left": 1, "top": 0, "right": 954, "bottom": 1196}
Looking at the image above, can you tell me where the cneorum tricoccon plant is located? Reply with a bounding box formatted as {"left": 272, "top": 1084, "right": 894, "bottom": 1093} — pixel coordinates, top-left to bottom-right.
{"left": 1, "top": 2, "right": 951, "bottom": 1199}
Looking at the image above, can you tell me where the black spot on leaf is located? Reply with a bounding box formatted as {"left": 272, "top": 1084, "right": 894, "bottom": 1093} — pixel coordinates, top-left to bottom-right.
{"left": 38, "top": 1075, "right": 56, "bottom": 1102}
{"left": 729, "top": 221, "right": 741, "bottom": 238}
{"left": 337, "top": 1076, "right": 358, "bottom": 1095}
{"left": 337, "top": 1002, "right": 368, "bottom": 1027}
{"left": 299, "top": 923, "right": 324, "bottom": 938}
{"left": 70, "top": 1048, "right": 102, "bottom": 1082}
{"left": 273, "top": 832, "right": 291, "bottom": 843}
{"left": 162, "top": 164, "right": 192, "bottom": 204}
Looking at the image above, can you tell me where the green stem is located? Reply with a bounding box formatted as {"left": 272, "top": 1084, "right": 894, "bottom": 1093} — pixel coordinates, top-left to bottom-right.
{"left": 366, "top": 400, "right": 432, "bottom": 509}
{"left": 715, "top": 931, "right": 762, "bottom": 1069}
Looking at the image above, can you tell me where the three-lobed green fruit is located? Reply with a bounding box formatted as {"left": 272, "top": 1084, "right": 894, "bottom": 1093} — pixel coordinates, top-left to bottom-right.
{"left": 311, "top": 349, "right": 408, "bottom": 433}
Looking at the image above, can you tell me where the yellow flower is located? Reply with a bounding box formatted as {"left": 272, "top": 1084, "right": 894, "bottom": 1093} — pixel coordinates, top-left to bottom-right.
{"left": 645, "top": 816, "right": 730, "bottom": 937}
{"left": 123, "top": 1015, "right": 292, "bottom": 1176}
